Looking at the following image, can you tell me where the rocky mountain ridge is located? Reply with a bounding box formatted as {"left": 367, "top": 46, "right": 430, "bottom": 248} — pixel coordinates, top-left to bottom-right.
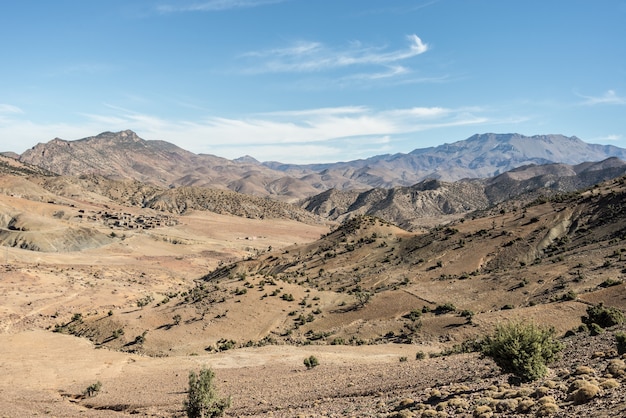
{"left": 300, "top": 158, "right": 626, "bottom": 230}
{"left": 16, "top": 130, "right": 626, "bottom": 201}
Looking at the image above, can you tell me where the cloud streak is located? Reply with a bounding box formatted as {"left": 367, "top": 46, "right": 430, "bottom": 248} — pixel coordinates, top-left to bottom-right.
{"left": 0, "top": 103, "right": 497, "bottom": 163}
{"left": 578, "top": 90, "right": 626, "bottom": 106}
{"left": 157, "top": 0, "right": 286, "bottom": 13}
{"left": 0, "top": 104, "right": 23, "bottom": 114}
{"left": 241, "top": 34, "right": 429, "bottom": 74}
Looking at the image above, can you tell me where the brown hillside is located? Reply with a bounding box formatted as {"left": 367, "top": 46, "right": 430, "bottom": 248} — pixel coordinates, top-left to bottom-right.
{"left": 2, "top": 168, "right": 626, "bottom": 416}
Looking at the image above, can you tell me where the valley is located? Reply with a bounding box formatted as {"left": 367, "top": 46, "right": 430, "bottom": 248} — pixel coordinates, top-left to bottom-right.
{"left": 1, "top": 134, "right": 626, "bottom": 417}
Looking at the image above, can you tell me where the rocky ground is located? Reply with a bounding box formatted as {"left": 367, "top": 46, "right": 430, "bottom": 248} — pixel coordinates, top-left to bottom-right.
{"left": 1, "top": 325, "right": 625, "bottom": 417}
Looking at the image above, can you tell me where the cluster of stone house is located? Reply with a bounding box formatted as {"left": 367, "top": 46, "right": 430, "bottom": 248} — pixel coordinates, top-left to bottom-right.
{"left": 77, "top": 209, "right": 178, "bottom": 230}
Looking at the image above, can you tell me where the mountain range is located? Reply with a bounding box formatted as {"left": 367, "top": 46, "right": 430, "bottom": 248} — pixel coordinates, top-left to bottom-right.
{"left": 15, "top": 130, "right": 626, "bottom": 202}
{"left": 4, "top": 133, "right": 626, "bottom": 416}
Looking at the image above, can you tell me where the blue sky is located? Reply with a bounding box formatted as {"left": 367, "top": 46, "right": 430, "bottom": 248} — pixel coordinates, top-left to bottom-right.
{"left": 1, "top": 0, "right": 625, "bottom": 163}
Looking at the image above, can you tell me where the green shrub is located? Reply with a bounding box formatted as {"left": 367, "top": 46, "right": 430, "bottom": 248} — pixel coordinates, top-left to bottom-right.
{"left": 304, "top": 355, "right": 319, "bottom": 369}
{"left": 405, "top": 309, "right": 422, "bottom": 321}
{"left": 83, "top": 381, "right": 102, "bottom": 397}
{"left": 582, "top": 303, "right": 625, "bottom": 328}
{"left": 434, "top": 303, "right": 456, "bottom": 315}
{"left": 481, "top": 321, "right": 563, "bottom": 382}
{"left": 590, "top": 323, "right": 604, "bottom": 336}
{"left": 184, "top": 367, "right": 231, "bottom": 418}
{"left": 330, "top": 337, "right": 345, "bottom": 345}
{"left": 216, "top": 339, "right": 236, "bottom": 351}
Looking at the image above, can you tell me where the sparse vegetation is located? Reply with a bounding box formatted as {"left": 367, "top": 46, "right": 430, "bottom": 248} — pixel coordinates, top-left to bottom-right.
{"left": 8, "top": 137, "right": 626, "bottom": 416}
{"left": 136, "top": 295, "right": 154, "bottom": 308}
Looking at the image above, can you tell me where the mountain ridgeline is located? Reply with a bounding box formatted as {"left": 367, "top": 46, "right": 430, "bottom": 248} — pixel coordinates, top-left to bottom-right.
{"left": 17, "top": 131, "right": 626, "bottom": 203}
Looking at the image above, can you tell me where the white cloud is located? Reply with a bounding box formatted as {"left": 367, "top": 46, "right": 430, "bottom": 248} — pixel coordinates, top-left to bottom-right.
{"left": 593, "top": 134, "right": 622, "bottom": 142}
{"left": 383, "top": 107, "right": 449, "bottom": 118}
{"left": 260, "top": 106, "right": 368, "bottom": 118}
{"left": 157, "top": 0, "right": 286, "bottom": 13}
{"left": 0, "top": 104, "right": 23, "bottom": 115}
{"left": 0, "top": 103, "right": 497, "bottom": 163}
{"left": 345, "top": 65, "right": 410, "bottom": 81}
{"left": 578, "top": 90, "right": 626, "bottom": 106}
{"left": 241, "top": 34, "right": 429, "bottom": 74}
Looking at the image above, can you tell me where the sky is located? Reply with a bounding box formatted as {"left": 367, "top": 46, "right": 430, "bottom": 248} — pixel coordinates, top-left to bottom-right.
{"left": 1, "top": 0, "right": 625, "bottom": 164}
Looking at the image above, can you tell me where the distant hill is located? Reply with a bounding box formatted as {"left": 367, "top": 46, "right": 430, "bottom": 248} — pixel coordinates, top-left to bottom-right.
{"left": 267, "top": 133, "right": 626, "bottom": 184}
{"left": 0, "top": 154, "right": 55, "bottom": 178}
{"left": 300, "top": 158, "right": 626, "bottom": 230}
{"left": 18, "top": 131, "right": 626, "bottom": 200}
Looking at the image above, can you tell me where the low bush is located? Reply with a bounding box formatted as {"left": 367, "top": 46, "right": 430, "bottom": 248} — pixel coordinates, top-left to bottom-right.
{"left": 582, "top": 303, "right": 624, "bottom": 328}
{"left": 304, "top": 355, "right": 319, "bottom": 369}
{"left": 184, "top": 367, "right": 230, "bottom": 418}
{"left": 481, "top": 321, "right": 563, "bottom": 382}
{"left": 84, "top": 381, "right": 102, "bottom": 397}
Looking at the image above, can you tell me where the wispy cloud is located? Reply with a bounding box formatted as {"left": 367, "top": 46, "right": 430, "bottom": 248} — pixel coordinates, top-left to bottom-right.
{"left": 88, "top": 106, "right": 490, "bottom": 163}
{"left": 241, "top": 34, "right": 429, "bottom": 74}
{"left": 357, "top": 0, "right": 440, "bottom": 16}
{"left": 578, "top": 90, "right": 626, "bottom": 106}
{"left": 346, "top": 65, "right": 410, "bottom": 81}
{"left": 0, "top": 102, "right": 495, "bottom": 162}
{"left": 593, "top": 134, "right": 622, "bottom": 142}
{"left": 157, "top": 0, "right": 286, "bottom": 13}
{"left": 0, "top": 104, "right": 23, "bottom": 115}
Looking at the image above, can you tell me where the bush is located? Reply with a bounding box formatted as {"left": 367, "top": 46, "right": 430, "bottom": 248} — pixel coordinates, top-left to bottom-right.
{"left": 590, "top": 323, "right": 604, "bottom": 336}
{"left": 304, "top": 355, "right": 319, "bottom": 369}
{"left": 434, "top": 303, "right": 456, "bottom": 315}
{"left": 184, "top": 367, "right": 231, "bottom": 418}
{"left": 83, "top": 381, "right": 102, "bottom": 397}
{"left": 481, "top": 321, "right": 564, "bottom": 382}
{"left": 582, "top": 303, "right": 625, "bottom": 329}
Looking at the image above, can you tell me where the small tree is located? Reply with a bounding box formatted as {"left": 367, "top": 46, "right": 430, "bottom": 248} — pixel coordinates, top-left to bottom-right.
{"left": 354, "top": 291, "right": 371, "bottom": 308}
{"left": 481, "top": 321, "right": 563, "bottom": 382}
{"left": 185, "top": 367, "right": 231, "bottom": 418}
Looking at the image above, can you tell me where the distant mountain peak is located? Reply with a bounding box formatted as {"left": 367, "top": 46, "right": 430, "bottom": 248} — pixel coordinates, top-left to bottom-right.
{"left": 234, "top": 155, "right": 260, "bottom": 164}
{"left": 92, "top": 130, "right": 142, "bottom": 142}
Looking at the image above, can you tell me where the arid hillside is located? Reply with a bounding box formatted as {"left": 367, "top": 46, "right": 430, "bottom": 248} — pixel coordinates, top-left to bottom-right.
{"left": 299, "top": 158, "right": 626, "bottom": 230}
{"left": 1, "top": 156, "right": 626, "bottom": 417}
